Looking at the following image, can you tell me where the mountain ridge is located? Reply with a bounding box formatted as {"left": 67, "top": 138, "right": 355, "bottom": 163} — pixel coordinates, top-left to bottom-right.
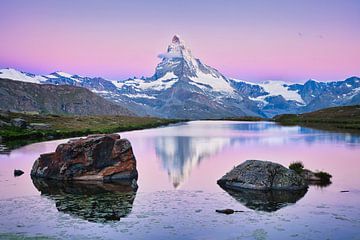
{"left": 1, "top": 35, "right": 359, "bottom": 118}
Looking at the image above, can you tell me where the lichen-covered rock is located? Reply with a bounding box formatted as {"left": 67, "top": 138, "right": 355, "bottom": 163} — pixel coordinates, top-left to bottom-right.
{"left": 31, "top": 134, "right": 138, "bottom": 187}
{"left": 217, "top": 160, "right": 307, "bottom": 191}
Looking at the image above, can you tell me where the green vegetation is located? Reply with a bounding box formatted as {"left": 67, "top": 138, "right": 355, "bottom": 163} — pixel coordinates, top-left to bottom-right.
{"left": 289, "top": 161, "right": 304, "bottom": 174}
{"left": 274, "top": 105, "right": 360, "bottom": 132}
{"left": 0, "top": 111, "right": 185, "bottom": 149}
{"left": 288, "top": 161, "right": 332, "bottom": 186}
{"left": 314, "top": 171, "right": 332, "bottom": 183}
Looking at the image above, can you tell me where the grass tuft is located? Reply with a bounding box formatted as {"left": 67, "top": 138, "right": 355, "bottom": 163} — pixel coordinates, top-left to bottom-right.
{"left": 289, "top": 161, "right": 304, "bottom": 174}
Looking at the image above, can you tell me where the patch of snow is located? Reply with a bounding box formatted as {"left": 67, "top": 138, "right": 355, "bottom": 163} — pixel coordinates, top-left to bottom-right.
{"left": 0, "top": 68, "right": 47, "bottom": 84}
{"left": 122, "top": 72, "right": 178, "bottom": 91}
{"left": 347, "top": 87, "right": 360, "bottom": 99}
{"left": 230, "top": 78, "right": 257, "bottom": 86}
{"left": 249, "top": 96, "right": 268, "bottom": 105}
{"left": 45, "top": 74, "right": 58, "bottom": 79}
{"left": 112, "top": 80, "right": 125, "bottom": 88}
{"left": 190, "top": 71, "right": 234, "bottom": 93}
{"left": 91, "top": 90, "right": 110, "bottom": 94}
{"left": 256, "top": 81, "right": 305, "bottom": 104}
{"left": 123, "top": 93, "right": 156, "bottom": 99}
{"left": 55, "top": 71, "right": 74, "bottom": 78}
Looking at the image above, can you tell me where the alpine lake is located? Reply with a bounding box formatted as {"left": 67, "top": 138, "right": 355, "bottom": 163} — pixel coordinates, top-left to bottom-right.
{"left": 0, "top": 121, "right": 359, "bottom": 240}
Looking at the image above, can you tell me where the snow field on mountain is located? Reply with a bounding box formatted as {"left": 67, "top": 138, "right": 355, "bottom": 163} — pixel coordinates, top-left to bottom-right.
{"left": 256, "top": 81, "right": 305, "bottom": 104}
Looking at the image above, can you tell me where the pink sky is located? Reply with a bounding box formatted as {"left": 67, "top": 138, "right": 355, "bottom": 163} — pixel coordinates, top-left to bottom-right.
{"left": 0, "top": 0, "right": 359, "bottom": 82}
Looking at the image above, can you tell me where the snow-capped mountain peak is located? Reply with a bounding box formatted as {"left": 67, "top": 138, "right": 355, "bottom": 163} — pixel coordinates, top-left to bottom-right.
{"left": 155, "top": 35, "right": 235, "bottom": 93}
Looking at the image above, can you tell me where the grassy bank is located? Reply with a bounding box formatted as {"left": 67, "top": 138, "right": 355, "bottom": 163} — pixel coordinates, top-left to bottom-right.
{"left": 0, "top": 111, "right": 184, "bottom": 149}
{"left": 274, "top": 105, "right": 360, "bottom": 133}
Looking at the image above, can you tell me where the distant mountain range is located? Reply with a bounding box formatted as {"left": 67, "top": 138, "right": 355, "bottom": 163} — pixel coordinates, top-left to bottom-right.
{"left": 1, "top": 35, "right": 359, "bottom": 118}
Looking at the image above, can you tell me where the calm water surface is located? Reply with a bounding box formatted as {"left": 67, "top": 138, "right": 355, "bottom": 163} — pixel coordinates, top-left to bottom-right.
{"left": 0, "top": 121, "right": 359, "bottom": 239}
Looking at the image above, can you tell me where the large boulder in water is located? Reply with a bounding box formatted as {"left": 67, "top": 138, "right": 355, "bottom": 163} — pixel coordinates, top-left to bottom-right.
{"left": 217, "top": 160, "right": 307, "bottom": 191}
{"left": 31, "top": 134, "right": 138, "bottom": 188}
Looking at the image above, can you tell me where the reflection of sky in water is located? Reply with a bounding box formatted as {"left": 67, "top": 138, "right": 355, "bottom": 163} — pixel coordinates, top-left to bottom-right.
{"left": 0, "top": 121, "right": 359, "bottom": 239}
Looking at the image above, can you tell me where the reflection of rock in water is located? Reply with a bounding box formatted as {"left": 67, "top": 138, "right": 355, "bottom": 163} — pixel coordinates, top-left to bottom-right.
{"left": 32, "top": 178, "right": 137, "bottom": 222}
{"left": 155, "top": 136, "right": 230, "bottom": 188}
{"left": 220, "top": 187, "right": 308, "bottom": 212}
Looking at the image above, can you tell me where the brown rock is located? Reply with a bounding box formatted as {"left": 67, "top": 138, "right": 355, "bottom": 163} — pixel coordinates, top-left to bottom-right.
{"left": 31, "top": 134, "right": 138, "bottom": 188}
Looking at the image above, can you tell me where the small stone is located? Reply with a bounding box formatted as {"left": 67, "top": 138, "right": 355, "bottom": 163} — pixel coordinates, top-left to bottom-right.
{"left": 216, "top": 209, "right": 235, "bottom": 214}
{"left": 14, "top": 169, "right": 24, "bottom": 177}
{"left": 10, "top": 118, "right": 27, "bottom": 128}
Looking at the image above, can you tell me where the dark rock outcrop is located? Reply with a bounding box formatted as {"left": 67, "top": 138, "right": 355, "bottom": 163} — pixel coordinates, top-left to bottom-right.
{"left": 217, "top": 160, "right": 308, "bottom": 191}
{"left": 31, "top": 134, "right": 138, "bottom": 188}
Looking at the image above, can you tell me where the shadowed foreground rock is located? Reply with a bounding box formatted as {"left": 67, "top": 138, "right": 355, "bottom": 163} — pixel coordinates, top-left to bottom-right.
{"left": 31, "top": 134, "right": 138, "bottom": 188}
{"left": 32, "top": 178, "right": 137, "bottom": 222}
{"left": 217, "top": 160, "right": 307, "bottom": 191}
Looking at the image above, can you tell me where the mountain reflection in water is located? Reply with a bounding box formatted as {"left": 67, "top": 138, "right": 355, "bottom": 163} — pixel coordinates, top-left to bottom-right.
{"left": 155, "top": 136, "right": 230, "bottom": 188}
{"left": 149, "top": 121, "right": 360, "bottom": 188}
{"left": 32, "top": 178, "right": 137, "bottom": 223}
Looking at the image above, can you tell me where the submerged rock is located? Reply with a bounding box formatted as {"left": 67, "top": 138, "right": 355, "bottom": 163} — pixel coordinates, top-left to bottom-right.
{"left": 217, "top": 160, "right": 307, "bottom": 191}
{"left": 31, "top": 134, "right": 138, "bottom": 187}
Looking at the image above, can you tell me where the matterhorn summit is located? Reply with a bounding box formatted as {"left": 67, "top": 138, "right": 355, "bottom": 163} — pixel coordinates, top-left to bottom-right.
{"left": 154, "top": 35, "right": 235, "bottom": 94}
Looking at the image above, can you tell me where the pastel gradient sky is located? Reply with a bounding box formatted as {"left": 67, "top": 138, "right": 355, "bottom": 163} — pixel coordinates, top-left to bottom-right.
{"left": 0, "top": 0, "right": 359, "bottom": 82}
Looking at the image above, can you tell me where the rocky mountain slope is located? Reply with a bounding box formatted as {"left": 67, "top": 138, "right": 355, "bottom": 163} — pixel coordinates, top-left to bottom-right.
{"left": 1, "top": 35, "right": 359, "bottom": 118}
{"left": 0, "top": 78, "right": 134, "bottom": 116}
